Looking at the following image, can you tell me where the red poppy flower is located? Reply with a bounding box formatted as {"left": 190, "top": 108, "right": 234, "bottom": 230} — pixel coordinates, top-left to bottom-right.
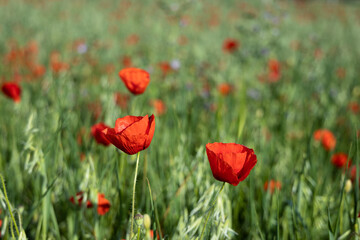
{"left": 119, "top": 68, "right": 150, "bottom": 95}
{"left": 151, "top": 99, "right": 166, "bottom": 116}
{"left": 331, "top": 153, "right": 351, "bottom": 169}
{"left": 91, "top": 123, "right": 111, "bottom": 146}
{"left": 264, "top": 180, "right": 281, "bottom": 194}
{"left": 69, "top": 192, "right": 93, "bottom": 208}
{"left": 126, "top": 34, "right": 140, "bottom": 46}
{"left": 268, "top": 59, "right": 281, "bottom": 83}
{"left": 222, "top": 38, "right": 239, "bottom": 53}
{"left": 348, "top": 102, "right": 359, "bottom": 114}
{"left": 97, "top": 193, "right": 110, "bottom": 215}
{"left": 114, "top": 92, "right": 130, "bottom": 110}
{"left": 313, "top": 129, "right": 336, "bottom": 151}
{"left": 336, "top": 67, "right": 346, "bottom": 79}
{"left": 122, "top": 55, "right": 133, "bottom": 68}
{"left": 158, "top": 62, "right": 172, "bottom": 77}
{"left": 218, "top": 83, "right": 232, "bottom": 96}
{"left": 205, "top": 142, "right": 257, "bottom": 186}
{"left": 103, "top": 115, "right": 155, "bottom": 155}
{"left": 1, "top": 82, "right": 21, "bottom": 103}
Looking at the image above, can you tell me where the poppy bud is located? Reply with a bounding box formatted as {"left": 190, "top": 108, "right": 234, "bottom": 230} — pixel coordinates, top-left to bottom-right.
{"left": 134, "top": 213, "right": 144, "bottom": 226}
{"left": 143, "top": 214, "right": 151, "bottom": 230}
{"left": 119, "top": 68, "right": 150, "bottom": 95}
{"left": 345, "top": 179, "right": 352, "bottom": 193}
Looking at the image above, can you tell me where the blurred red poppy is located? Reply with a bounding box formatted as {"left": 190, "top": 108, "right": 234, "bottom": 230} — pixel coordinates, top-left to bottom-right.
{"left": 348, "top": 102, "right": 359, "bottom": 114}
{"left": 114, "top": 92, "right": 130, "bottom": 110}
{"left": 69, "top": 192, "right": 93, "bottom": 208}
{"left": 264, "top": 180, "right": 281, "bottom": 194}
{"left": 205, "top": 142, "right": 257, "bottom": 186}
{"left": 331, "top": 153, "right": 351, "bottom": 169}
{"left": 218, "top": 83, "right": 232, "bottom": 96}
{"left": 91, "top": 123, "right": 111, "bottom": 146}
{"left": 1, "top": 82, "right": 21, "bottom": 103}
{"left": 336, "top": 68, "right": 346, "bottom": 79}
{"left": 151, "top": 99, "right": 166, "bottom": 116}
{"left": 97, "top": 193, "right": 111, "bottom": 215}
{"left": 268, "top": 59, "right": 281, "bottom": 82}
{"left": 103, "top": 115, "right": 155, "bottom": 155}
{"left": 126, "top": 34, "right": 140, "bottom": 45}
{"left": 222, "top": 38, "right": 239, "bottom": 53}
{"left": 122, "top": 55, "right": 133, "bottom": 68}
{"left": 119, "top": 68, "right": 150, "bottom": 95}
{"left": 158, "top": 62, "right": 172, "bottom": 77}
{"left": 313, "top": 129, "right": 336, "bottom": 151}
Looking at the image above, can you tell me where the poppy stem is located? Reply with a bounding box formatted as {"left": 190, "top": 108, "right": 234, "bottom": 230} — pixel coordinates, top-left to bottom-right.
{"left": 0, "top": 174, "right": 20, "bottom": 237}
{"left": 130, "top": 152, "right": 141, "bottom": 238}
{"left": 199, "top": 182, "right": 226, "bottom": 240}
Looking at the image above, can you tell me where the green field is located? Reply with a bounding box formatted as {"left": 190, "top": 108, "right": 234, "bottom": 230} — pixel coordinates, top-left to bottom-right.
{"left": 0, "top": 0, "right": 360, "bottom": 239}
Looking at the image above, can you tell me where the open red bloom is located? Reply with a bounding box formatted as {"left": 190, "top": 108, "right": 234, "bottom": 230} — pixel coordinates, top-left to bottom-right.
{"left": 91, "top": 123, "right": 111, "bottom": 146}
{"left": 331, "top": 153, "right": 351, "bottom": 169}
{"left": 103, "top": 115, "right": 155, "bottom": 155}
{"left": 1, "top": 82, "right": 21, "bottom": 102}
{"left": 119, "top": 68, "right": 150, "bottom": 95}
{"left": 313, "top": 129, "right": 336, "bottom": 151}
{"left": 222, "top": 38, "right": 239, "bottom": 53}
{"left": 205, "top": 143, "right": 257, "bottom": 186}
{"left": 97, "top": 193, "right": 111, "bottom": 215}
{"left": 264, "top": 180, "right": 282, "bottom": 194}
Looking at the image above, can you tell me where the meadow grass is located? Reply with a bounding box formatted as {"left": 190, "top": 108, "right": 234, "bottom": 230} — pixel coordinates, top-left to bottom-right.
{"left": 0, "top": 0, "right": 360, "bottom": 239}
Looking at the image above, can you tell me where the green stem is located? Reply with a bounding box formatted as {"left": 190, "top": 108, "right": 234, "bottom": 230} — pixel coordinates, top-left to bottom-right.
{"left": 199, "top": 182, "right": 226, "bottom": 240}
{"left": 130, "top": 152, "right": 141, "bottom": 238}
{"left": 0, "top": 174, "right": 20, "bottom": 237}
{"left": 137, "top": 226, "right": 141, "bottom": 240}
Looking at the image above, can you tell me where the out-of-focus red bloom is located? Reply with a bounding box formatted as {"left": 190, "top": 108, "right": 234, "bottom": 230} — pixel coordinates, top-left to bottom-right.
{"left": 151, "top": 99, "right": 166, "bottom": 116}
{"left": 158, "top": 62, "right": 172, "bottom": 77}
{"left": 178, "top": 35, "right": 188, "bottom": 45}
{"left": 88, "top": 101, "right": 102, "bottom": 120}
{"left": 314, "top": 48, "right": 323, "bottom": 59}
{"left": 336, "top": 68, "right": 346, "bottom": 79}
{"left": 114, "top": 92, "right": 130, "bottom": 110}
{"left": 97, "top": 193, "right": 111, "bottom": 215}
{"left": 103, "top": 115, "right": 155, "bottom": 155}
{"left": 50, "top": 51, "right": 69, "bottom": 73}
{"left": 348, "top": 102, "right": 359, "bottom": 114}
{"left": 1, "top": 82, "right": 21, "bottom": 103}
{"left": 122, "top": 55, "right": 132, "bottom": 68}
{"left": 264, "top": 180, "right": 281, "bottom": 194}
{"left": 91, "top": 123, "right": 111, "bottom": 146}
{"left": 222, "top": 38, "right": 239, "bottom": 53}
{"left": 268, "top": 59, "right": 281, "bottom": 83}
{"left": 30, "top": 64, "right": 46, "bottom": 78}
{"left": 69, "top": 192, "right": 93, "bottom": 208}
{"left": 218, "top": 83, "right": 232, "bottom": 96}
{"left": 126, "top": 34, "right": 139, "bottom": 45}
{"left": 313, "top": 129, "right": 336, "bottom": 151}
{"left": 119, "top": 68, "right": 150, "bottom": 95}
{"left": 205, "top": 142, "right": 257, "bottom": 186}
{"left": 331, "top": 153, "right": 351, "bottom": 169}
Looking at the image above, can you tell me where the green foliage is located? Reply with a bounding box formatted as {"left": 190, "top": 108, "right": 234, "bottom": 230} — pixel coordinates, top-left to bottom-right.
{"left": 0, "top": 0, "right": 359, "bottom": 239}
